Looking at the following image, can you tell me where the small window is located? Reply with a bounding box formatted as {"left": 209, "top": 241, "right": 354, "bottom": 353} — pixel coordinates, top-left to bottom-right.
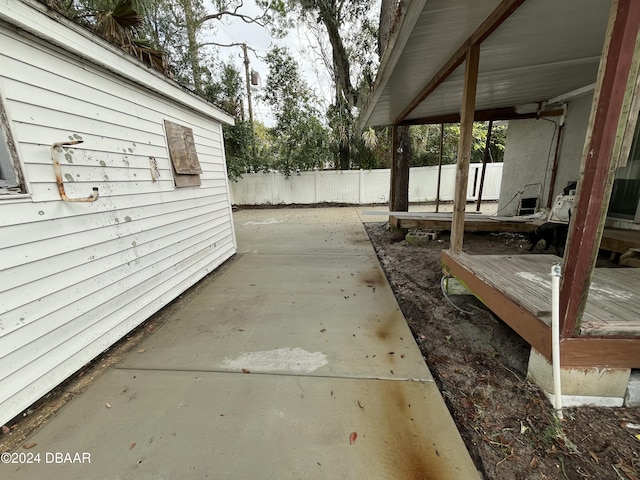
{"left": 0, "top": 96, "right": 23, "bottom": 194}
{"left": 164, "top": 120, "right": 201, "bottom": 187}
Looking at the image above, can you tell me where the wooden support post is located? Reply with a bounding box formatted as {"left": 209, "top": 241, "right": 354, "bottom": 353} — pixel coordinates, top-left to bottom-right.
{"left": 451, "top": 45, "right": 480, "bottom": 254}
{"left": 546, "top": 119, "right": 565, "bottom": 208}
{"left": 476, "top": 120, "right": 493, "bottom": 212}
{"left": 435, "top": 123, "right": 444, "bottom": 213}
{"left": 561, "top": 0, "right": 640, "bottom": 336}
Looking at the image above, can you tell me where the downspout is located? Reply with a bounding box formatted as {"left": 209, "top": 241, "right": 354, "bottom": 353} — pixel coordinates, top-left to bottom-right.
{"left": 51, "top": 140, "right": 99, "bottom": 202}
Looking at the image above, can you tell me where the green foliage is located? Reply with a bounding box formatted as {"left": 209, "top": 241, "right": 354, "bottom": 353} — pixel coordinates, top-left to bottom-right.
{"left": 261, "top": 46, "right": 332, "bottom": 175}
{"left": 353, "top": 126, "right": 392, "bottom": 169}
{"left": 410, "top": 122, "right": 508, "bottom": 167}
{"left": 204, "top": 60, "right": 244, "bottom": 117}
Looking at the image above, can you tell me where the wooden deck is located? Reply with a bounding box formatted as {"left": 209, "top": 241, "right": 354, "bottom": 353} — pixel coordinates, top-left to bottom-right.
{"left": 600, "top": 227, "right": 640, "bottom": 254}
{"left": 391, "top": 213, "right": 640, "bottom": 253}
{"left": 442, "top": 250, "right": 640, "bottom": 368}
{"left": 390, "top": 212, "right": 539, "bottom": 233}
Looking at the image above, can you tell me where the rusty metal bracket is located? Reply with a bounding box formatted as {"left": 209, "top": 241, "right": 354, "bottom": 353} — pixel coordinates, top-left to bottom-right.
{"left": 51, "top": 140, "right": 99, "bottom": 202}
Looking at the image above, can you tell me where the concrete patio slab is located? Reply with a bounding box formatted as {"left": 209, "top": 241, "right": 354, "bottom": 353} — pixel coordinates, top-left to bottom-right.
{"left": 120, "top": 252, "right": 429, "bottom": 381}
{"left": 4, "top": 370, "right": 478, "bottom": 480}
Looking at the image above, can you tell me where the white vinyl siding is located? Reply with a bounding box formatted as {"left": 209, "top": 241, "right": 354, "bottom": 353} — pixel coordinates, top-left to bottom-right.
{"left": 0, "top": 3, "right": 236, "bottom": 426}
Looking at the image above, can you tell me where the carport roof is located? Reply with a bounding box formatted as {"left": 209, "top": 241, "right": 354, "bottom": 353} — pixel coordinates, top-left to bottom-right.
{"left": 358, "top": 0, "right": 610, "bottom": 128}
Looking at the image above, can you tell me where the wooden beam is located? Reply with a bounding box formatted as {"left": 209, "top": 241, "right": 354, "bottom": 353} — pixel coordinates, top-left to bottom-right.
{"left": 561, "top": 0, "right": 640, "bottom": 336}
{"left": 545, "top": 122, "right": 565, "bottom": 209}
{"left": 394, "top": 0, "right": 526, "bottom": 124}
{"left": 560, "top": 337, "right": 640, "bottom": 368}
{"left": 451, "top": 45, "right": 480, "bottom": 254}
{"left": 400, "top": 107, "right": 563, "bottom": 126}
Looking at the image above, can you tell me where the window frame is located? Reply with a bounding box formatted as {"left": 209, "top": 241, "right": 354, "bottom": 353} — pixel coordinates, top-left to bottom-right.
{"left": 0, "top": 92, "right": 24, "bottom": 194}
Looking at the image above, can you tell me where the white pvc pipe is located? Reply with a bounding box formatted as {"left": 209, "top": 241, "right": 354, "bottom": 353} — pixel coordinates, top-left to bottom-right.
{"left": 551, "top": 263, "right": 563, "bottom": 420}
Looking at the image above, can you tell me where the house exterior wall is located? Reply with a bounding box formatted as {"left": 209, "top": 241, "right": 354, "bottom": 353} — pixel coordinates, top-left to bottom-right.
{"left": 0, "top": 2, "right": 236, "bottom": 426}
{"left": 498, "top": 94, "right": 593, "bottom": 216}
{"left": 498, "top": 117, "right": 559, "bottom": 215}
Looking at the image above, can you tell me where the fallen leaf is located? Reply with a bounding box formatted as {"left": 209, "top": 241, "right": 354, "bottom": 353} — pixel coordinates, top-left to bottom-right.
{"left": 400, "top": 354, "right": 405, "bottom": 359}
{"left": 148, "top": 437, "right": 154, "bottom": 444}
{"left": 357, "top": 401, "right": 364, "bottom": 409}
{"left": 129, "top": 442, "right": 136, "bottom": 450}
{"left": 242, "top": 368, "right": 251, "bottom": 374}
{"left": 137, "top": 349, "right": 146, "bottom": 354}
{"left": 320, "top": 329, "right": 326, "bottom": 333}
{"left": 105, "top": 402, "right": 112, "bottom": 409}
{"left": 238, "top": 329, "right": 245, "bottom": 332}
{"left": 349, "top": 432, "right": 357, "bottom": 445}
{"left": 23, "top": 443, "right": 37, "bottom": 449}
{"left": 2, "top": 425, "right": 10, "bottom": 434}
{"left": 529, "top": 457, "right": 539, "bottom": 469}
{"left": 587, "top": 450, "right": 599, "bottom": 464}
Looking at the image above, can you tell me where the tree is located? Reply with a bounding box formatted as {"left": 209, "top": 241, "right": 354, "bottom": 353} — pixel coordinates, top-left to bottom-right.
{"left": 203, "top": 61, "right": 253, "bottom": 178}
{"left": 261, "top": 46, "right": 332, "bottom": 175}
{"left": 288, "top": 0, "right": 378, "bottom": 169}
{"left": 142, "top": 0, "right": 289, "bottom": 93}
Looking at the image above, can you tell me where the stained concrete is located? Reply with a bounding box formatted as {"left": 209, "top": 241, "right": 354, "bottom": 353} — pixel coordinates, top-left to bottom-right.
{"left": 4, "top": 208, "right": 479, "bottom": 479}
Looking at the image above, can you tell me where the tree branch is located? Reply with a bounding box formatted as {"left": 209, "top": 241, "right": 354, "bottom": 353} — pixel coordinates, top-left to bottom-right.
{"left": 201, "top": 0, "right": 273, "bottom": 28}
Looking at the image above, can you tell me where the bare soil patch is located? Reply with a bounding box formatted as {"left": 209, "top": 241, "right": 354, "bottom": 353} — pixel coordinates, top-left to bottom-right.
{"left": 365, "top": 222, "right": 640, "bottom": 480}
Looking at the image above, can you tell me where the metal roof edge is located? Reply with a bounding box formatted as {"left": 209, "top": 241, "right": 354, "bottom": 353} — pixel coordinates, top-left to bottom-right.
{"left": 356, "top": 0, "right": 427, "bottom": 132}
{"left": 0, "top": 0, "right": 235, "bottom": 126}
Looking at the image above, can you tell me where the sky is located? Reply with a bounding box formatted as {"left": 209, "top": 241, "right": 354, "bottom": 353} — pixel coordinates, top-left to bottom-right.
{"left": 202, "top": 1, "right": 335, "bottom": 126}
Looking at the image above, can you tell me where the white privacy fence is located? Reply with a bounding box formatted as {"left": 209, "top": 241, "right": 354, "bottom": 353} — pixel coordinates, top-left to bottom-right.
{"left": 229, "top": 163, "right": 503, "bottom": 205}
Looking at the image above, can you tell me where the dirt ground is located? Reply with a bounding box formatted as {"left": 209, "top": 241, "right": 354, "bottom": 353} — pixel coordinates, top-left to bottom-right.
{"left": 365, "top": 222, "right": 640, "bottom": 480}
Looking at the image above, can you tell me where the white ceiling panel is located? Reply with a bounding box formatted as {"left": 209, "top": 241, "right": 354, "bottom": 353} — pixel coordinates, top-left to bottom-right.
{"left": 361, "top": 0, "right": 612, "bottom": 127}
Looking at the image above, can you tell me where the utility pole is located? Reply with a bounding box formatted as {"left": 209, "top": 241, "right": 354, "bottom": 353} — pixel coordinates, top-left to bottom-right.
{"left": 242, "top": 43, "right": 256, "bottom": 156}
